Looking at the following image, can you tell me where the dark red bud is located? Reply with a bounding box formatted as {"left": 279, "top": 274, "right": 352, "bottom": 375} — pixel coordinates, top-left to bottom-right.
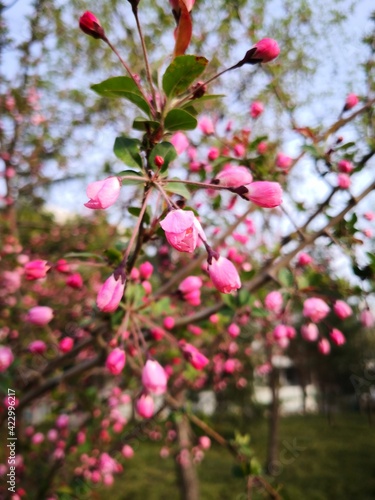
{"left": 79, "top": 11, "right": 106, "bottom": 40}
{"left": 191, "top": 81, "right": 207, "bottom": 99}
{"left": 154, "top": 156, "right": 165, "bottom": 167}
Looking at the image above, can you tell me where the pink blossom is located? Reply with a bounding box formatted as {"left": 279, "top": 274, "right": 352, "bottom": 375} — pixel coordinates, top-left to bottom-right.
{"left": 228, "top": 323, "right": 240, "bottom": 338}
{"left": 55, "top": 259, "right": 71, "bottom": 273}
{"left": 233, "top": 144, "right": 245, "bottom": 157}
{"left": 364, "top": 229, "right": 373, "bottom": 238}
{"left": 224, "top": 359, "right": 236, "bottom": 373}
{"left": 179, "top": 341, "right": 209, "bottom": 370}
{"left": 344, "top": 93, "right": 359, "bottom": 111}
{"left": 198, "top": 116, "right": 215, "bottom": 135}
{"left": 257, "top": 141, "right": 268, "bottom": 154}
{"left": 243, "top": 181, "right": 283, "bottom": 208}
{"left": 121, "top": 445, "right": 134, "bottom": 459}
{"left": 178, "top": 276, "right": 202, "bottom": 294}
{"left": 264, "top": 291, "right": 283, "bottom": 314}
{"left": 301, "top": 323, "right": 319, "bottom": 342}
{"left": 56, "top": 414, "right": 69, "bottom": 429}
{"left": 252, "top": 38, "right": 280, "bottom": 63}
{"left": 214, "top": 166, "right": 253, "bottom": 188}
{"left": 337, "top": 173, "right": 351, "bottom": 189}
{"left": 106, "top": 348, "right": 126, "bottom": 375}
{"left": 208, "top": 256, "right": 241, "bottom": 294}
{"left": 187, "top": 325, "right": 203, "bottom": 336}
{"left": 66, "top": 273, "right": 83, "bottom": 289}
{"left": 360, "top": 309, "right": 374, "bottom": 328}
{"left": 337, "top": 160, "right": 354, "bottom": 173}
{"left": 256, "top": 362, "right": 272, "bottom": 376}
{"left": 28, "top": 340, "right": 47, "bottom": 355}
{"left": 364, "top": 212, "right": 375, "bottom": 221}
{"left": 273, "top": 324, "right": 288, "bottom": 340}
{"left": 160, "top": 210, "right": 206, "bottom": 253}
{"left": 139, "top": 262, "right": 154, "bottom": 280}
{"left": 318, "top": 339, "right": 331, "bottom": 355}
{"left": 199, "top": 436, "right": 211, "bottom": 450}
{"left": 286, "top": 326, "right": 296, "bottom": 339}
{"left": 333, "top": 300, "right": 352, "bottom": 320}
{"left": 163, "top": 316, "right": 175, "bottom": 330}
{"left": 170, "top": 132, "right": 189, "bottom": 154}
{"left": 183, "top": 289, "right": 201, "bottom": 306}
{"left": 59, "top": 337, "right": 74, "bottom": 353}
{"left": 297, "top": 253, "right": 313, "bottom": 266}
{"left": 303, "top": 298, "right": 330, "bottom": 323}
{"left": 276, "top": 153, "right": 293, "bottom": 171}
{"left": 47, "top": 429, "right": 58, "bottom": 442}
{"left": 208, "top": 147, "right": 220, "bottom": 161}
{"left": 250, "top": 101, "right": 264, "bottom": 118}
{"left": 0, "top": 346, "right": 14, "bottom": 372}
{"left": 26, "top": 306, "right": 54, "bottom": 326}
{"left": 136, "top": 394, "right": 154, "bottom": 419}
{"left": 96, "top": 274, "right": 125, "bottom": 312}
{"left": 142, "top": 280, "right": 152, "bottom": 294}
{"left": 24, "top": 260, "right": 50, "bottom": 280}
{"left": 330, "top": 328, "right": 346, "bottom": 346}
{"left": 84, "top": 177, "right": 121, "bottom": 210}
{"left": 142, "top": 360, "right": 168, "bottom": 395}
{"left": 79, "top": 11, "right": 105, "bottom": 40}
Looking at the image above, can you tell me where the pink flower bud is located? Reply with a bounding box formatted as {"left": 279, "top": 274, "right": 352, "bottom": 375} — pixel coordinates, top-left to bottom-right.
{"left": 301, "top": 323, "right": 319, "bottom": 342}
{"left": 318, "top": 338, "right": 331, "bottom": 355}
{"left": 208, "top": 256, "right": 241, "bottom": 294}
{"left": 121, "top": 445, "right": 134, "bottom": 459}
{"left": 187, "top": 325, "right": 203, "bottom": 336}
{"left": 224, "top": 359, "right": 236, "bottom": 373}
{"left": 28, "top": 340, "right": 47, "bottom": 355}
{"left": 286, "top": 325, "right": 296, "bottom": 339}
{"left": 178, "top": 276, "right": 203, "bottom": 294}
{"left": 0, "top": 346, "right": 14, "bottom": 372}
{"left": 198, "top": 116, "right": 215, "bottom": 135}
{"left": 257, "top": 141, "right": 268, "bottom": 154}
{"left": 163, "top": 316, "right": 175, "bottom": 330}
{"left": 26, "top": 306, "right": 54, "bottom": 326}
{"left": 56, "top": 414, "right": 69, "bottom": 429}
{"left": 364, "top": 212, "right": 375, "bottom": 221}
{"left": 160, "top": 210, "right": 206, "bottom": 253}
{"left": 337, "top": 173, "right": 351, "bottom": 189}
{"left": 330, "top": 328, "right": 346, "bottom": 346}
{"left": 297, "top": 253, "right": 313, "bottom": 266}
{"left": 199, "top": 436, "right": 211, "bottom": 450}
{"left": 59, "top": 337, "right": 74, "bottom": 353}
{"left": 106, "top": 348, "right": 126, "bottom": 375}
{"left": 337, "top": 160, "right": 354, "bottom": 173}
{"left": 233, "top": 144, "right": 245, "bottom": 157}
{"left": 276, "top": 153, "right": 293, "bottom": 171}
{"left": 303, "top": 298, "right": 330, "bottom": 323}
{"left": 96, "top": 274, "right": 125, "bottom": 312}
{"left": 139, "top": 262, "right": 154, "bottom": 280}
{"left": 360, "top": 309, "right": 374, "bottom": 328}
{"left": 66, "top": 273, "right": 83, "bottom": 289}
{"left": 207, "top": 147, "right": 220, "bottom": 161}
{"left": 250, "top": 101, "right": 264, "bottom": 118}
{"left": 273, "top": 324, "right": 288, "bottom": 340}
{"left": 179, "top": 341, "right": 209, "bottom": 370}
{"left": 344, "top": 93, "right": 359, "bottom": 111}
{"left": 214, "top": 166, "right": 253, "bottom": 188}
{"left": 32, "top": 432, "right": 44, "bottom": 445}
{"left": 170, "top": 132, "right": 189, "bottom": 154}
{"left": 84, "top": 177, "right": 121, "bottom": 210}
{"left": 24, "top": 260, "right": 50, "bottom": 280}
{"left": 183, "top": 289, "right": 201, "bottom": 306}
{"left": 333, "top": 300, "right": 352, "bottom": 320}
{"left": 228, "top": 323, "right": 240, "bottom": 338}
{"left": 264, "top": 291, "right": 283, "bottom": 314}
{"left": 154, "top": 156, "right": 164, "bottom": 168}
{"left": 136, "top": 394, "right": 154, "bottom": 419}
{"left": 251, "top": 38, "right": 280, "bottom": 63}
{"left": 55, "top": 259, "right": 71, "bottom": 273}
{"left": 243, "top": 181, "right": 283, "bottom": 208}
{"left": 79, "top": 11, "right": 106, "bottom": 40}
{"left": 142, "top": 360, "right": 168, "bottom": 395}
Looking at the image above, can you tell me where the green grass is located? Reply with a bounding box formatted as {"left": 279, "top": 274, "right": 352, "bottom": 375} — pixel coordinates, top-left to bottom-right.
{"left": 100, "top": 413, "right": 375, "bottom": 500}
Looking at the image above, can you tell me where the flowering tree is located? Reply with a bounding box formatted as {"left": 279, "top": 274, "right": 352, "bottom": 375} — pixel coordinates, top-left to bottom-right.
{"left": 1, "top": 1, "right": 375, "bottom": 499}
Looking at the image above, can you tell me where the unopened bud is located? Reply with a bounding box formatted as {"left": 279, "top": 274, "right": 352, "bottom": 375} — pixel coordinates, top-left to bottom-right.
{"left": 79, "top": 11, "right": 106, "bottom": 40}
{"left": 191, "top": 81, "right": 207, "bottom": 99}
{"left": 154, "top": 156, "right": 164, "bottom": 167}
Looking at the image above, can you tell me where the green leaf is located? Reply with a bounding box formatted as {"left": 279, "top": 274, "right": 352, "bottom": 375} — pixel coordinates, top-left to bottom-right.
{"left": 114, "top": 137, "right": 142, "bottom": 169}
{"left": 91, "top": 76, "right": 151, "bottom": 116}
{"left": 165, "top": 180, "right": 191, "bottom": 199}
{"left": 181, "top": 94, "right": 225, "bottom": 108}
{"left": 128, "top": 206, "right": 150, "bottom": 225}
{"left": 278, "top": 268, "right": 294, "bottom": 287}
{"left": 162, "top": 55, "right": 208, "bottom": 97}
{"left": 132, "top": 117, "right": 161, "bottom": 132}
{"left": 164, "top": 109, "right": 197, "bottom": 131}
{"left": 149, "top": 142, "right": 177, "bottom": 171}
{"left": 118, "top": 169, "right": 145, "bottom": 185}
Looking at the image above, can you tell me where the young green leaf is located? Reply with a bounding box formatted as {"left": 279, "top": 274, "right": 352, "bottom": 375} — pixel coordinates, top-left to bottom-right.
{"left": 164, "top": 109, "right": 197, "bottom": 131}
{"left": 165, "top": 180, "right": 191, "bottom": 199}
{"left": 114, "top": 137, "right": 142, "bottom": 169}
{"left": 162, "top": 55, "right": 208, "bottom": 97}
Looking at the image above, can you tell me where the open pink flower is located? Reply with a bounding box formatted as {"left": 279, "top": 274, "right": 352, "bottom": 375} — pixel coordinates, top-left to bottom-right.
{"left": 198, "top": 116, "right": 215, "bottom": 135}
{"left": 106, "top": 348, "right": 126, "bottom": 375}
{"left": 96, "top": 274, "right": 125, "bottom": 312}
{"left": 84, "top": 177, "right": 121, "bottom": 210}
{"left": 160, "top": 210, "right": 206, "bottom": 253}
{"left": 214, "top": 166, "right": 253, "bottom": 188}
{"left": 208, "top": 256, "right": 241, "bottom": 294}
{"left": 243, "top": 181, "right": 282, "bottom": 208}
{"left": 303, "top": 298, "right": 330, "bottom": 323}
{"left": 142, "top": 360, "right": 167, "bottom": 395}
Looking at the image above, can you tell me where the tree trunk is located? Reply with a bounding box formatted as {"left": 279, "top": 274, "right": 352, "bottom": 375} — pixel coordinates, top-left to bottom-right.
{"left": 266, "top": 366, "right": 280, "bottom": 475}
{"left": 174, "top": 391, "right": 200, "bottom": 500}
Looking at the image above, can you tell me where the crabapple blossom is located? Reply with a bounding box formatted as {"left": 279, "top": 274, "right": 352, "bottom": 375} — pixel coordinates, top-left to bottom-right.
{"left": 276, "top": 153, "right": 293, "bottom": 171}
{"left": 59, "top": 337, "right": 74, "bottom": 353}
{"left": 337, "top": 160, "right": 354, "bottom": 173}
{"left": 333, "top": 300, "right": 352, "bottom": 319}
{"left": 318, "top": 339, "right": 331, "bottom": 355}
{"left": 139, "top": 261, "right": 154, "bottom": 280}
{"left": 163, "top": 316, "right": 175, "bottom": 329}
{"left": 26, "top": 306, "right": 54, "bottom": 326}
{"left": 264, "top": 291, "right": 283, "bottom": 314}
{"left": 136, "top": 394, "right": 154, "bottom": 418}
{"left": 84, "top": 177, "right": 121, "bottom": 210}
{"left": 208, "top": 256, "right": 241, "bottom": 294}
{"left": 297, "top": 253, "right": 313, "bottom": 266}
{"left": 179, "top": 341, "right": 209, "bottom": 370}
{"left": 79, "top": 11, "right": 106, "bottom": 40}
{"left": 170, "top": 132, "right": 189, "bottom": 154}
{"left": 257, "top": 141, "right": 268, "bottom": 154}
{"left": 214, "top": 166, "right": 253, "bottom": 188}
{"left": 142, "top": 360, "right": 168, "bottom": 395}
{"left": 122, "top": 445, "right": 134, "bottom": 459}
{"left": 228, "top": 323, "right": 240, "bottom": 338}
{"left": 344, "top": 93, "right": 359, "bottom": 111}
{"left": 96, "top": 274, "right": 125, "bottom": 312}
{"left": 337, "top": 173, "right": 351, "bottom": 189}
{"left": 199, "top": 436, "right": 211, "bottom": 450}
{"left": 66, "top": 273, "right": 83, "bottom": 289}
{"left": 250, "top": 101, "right": 264, "bottom": 118}
{"left": 303, "top": 298, "right": 330, "bottom": 323}
{"left": 106, "top": 348, "right": 126, "bottom": 375}
{"left": 301, "top": 323, "right": 319, "bottom": 342}
{"left": 273, "top": 324, "right": 288, "bottom": 340}
{"left": 243, "top": 181, "right": 283, "bottom": 208}
{"left": 28, "top": 340, "right": 47, "bottom": 355}
{"left": 330, "top": 328, "right": 346, "bottom": 346}
{"left": 198, "top": 116, "right": 215, "bottom": 135}
{"left": 360, "top": 309, "right": 374, "bottom": 328}
{"left": 0, "top": 346, "right": 14, "bottom": 372}
{"left": 160, "top": 209, "right": 206, "bottom": 253}
{"left": 24, "top": 259, "right": 50, "bottom": 280}
{"left": 246, "top": 38, "right": 280, "bottom": 63}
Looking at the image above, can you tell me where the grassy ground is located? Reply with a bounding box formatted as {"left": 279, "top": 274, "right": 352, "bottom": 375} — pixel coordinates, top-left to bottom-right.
{"left": 100, "top": 413, "right": 375, "bottom": 500}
